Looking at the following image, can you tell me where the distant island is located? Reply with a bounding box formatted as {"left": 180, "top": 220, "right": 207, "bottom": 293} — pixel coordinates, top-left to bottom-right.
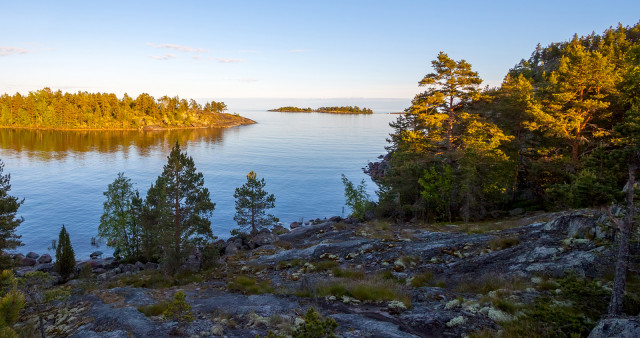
{"left": 269, "top": 106, "right": 373, "bottom": 114}
{"left": 0, "top": 88, "right": 254, "bottom": 130}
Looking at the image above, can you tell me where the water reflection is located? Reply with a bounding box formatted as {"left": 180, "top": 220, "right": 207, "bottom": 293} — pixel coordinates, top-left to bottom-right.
{"left": 0, "top": 128, "right": 226, "bottom": 161}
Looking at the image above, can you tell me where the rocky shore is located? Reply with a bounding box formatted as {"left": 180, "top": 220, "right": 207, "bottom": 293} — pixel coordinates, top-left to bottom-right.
{"left": 9, "top": 209, "right": 637, "bottom": 337}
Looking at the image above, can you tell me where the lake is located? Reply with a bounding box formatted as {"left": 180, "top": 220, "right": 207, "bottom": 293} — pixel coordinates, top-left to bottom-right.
{"left": 0, "top": 110, "right": 397, "bottom": 258}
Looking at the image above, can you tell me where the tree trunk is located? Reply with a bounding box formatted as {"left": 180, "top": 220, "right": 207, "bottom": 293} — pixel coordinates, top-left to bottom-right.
{"left": 608, "top": 162, "right": 636, "bottom": 315}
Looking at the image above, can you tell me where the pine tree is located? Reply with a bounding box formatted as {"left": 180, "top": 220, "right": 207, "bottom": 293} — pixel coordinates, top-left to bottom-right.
{"left": 55, "top": 225, "right": 75, "bottom": 280}
{"left": 0, "top": 160, "right": 23, "bottom": 267}
{"left": 0, "top": 270, "right": 25, "bottom": 338}
{"left": 233, "top": 171, "right": 277, "bottom": 236}
{"left": 147, "top": 141, "right": 215, "bottom": 274}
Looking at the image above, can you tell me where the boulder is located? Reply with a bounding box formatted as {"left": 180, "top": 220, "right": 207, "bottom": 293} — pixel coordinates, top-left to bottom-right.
{"left": 21, "top": 257, "right": 36, "bottom": 266}
{"left": 90, "top": 251, "right": 103, "bottom": 259}
{"left": 249, "top": 229, "right": 278, "bottom": 248}
{"left": 36, "top": 263, "right": 54, "bottom": 273}
{"left": 144, "top": 262, "right": 158, "bottom": 270}
{"left": 272, "top": 224, "right": 289, "bottom": 234}
{"left": 589, "top": 317, "right": 640, "bottom": 338}
{"left": 329, "top": 216, "right": 342, "bottom": 223}
{"left": 26, "top": 252, "right": 39, "bottom": 259}
{"left": 290, "top": 222, "right": 300, "bottom": 229}
{"left": 225, "top": 243, "right": 239, "bottom": 255}
{"left": 37, "top": 253, "right": 52, "bottom": 264}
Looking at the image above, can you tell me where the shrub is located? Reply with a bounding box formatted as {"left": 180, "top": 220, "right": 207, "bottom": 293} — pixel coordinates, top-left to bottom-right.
{"left": 331, "top": 268, "right": 364, "bottom": 279}
{"left": 410, "top": 271, "right": 434, "bottom": 287}
{"left": 293, "top": 307, "right": 337, "bottom": 338}
{"left": 489, "top": 236, "right": 520, "bottom": 251}
{"left": 164, "top": 291, "right": 193, "bottom": 323}
{"left": 138, "top": 302, "right": 169, "bottom": 317}
{"left": 228, "top": 276, "right": 273, "bottom": 295}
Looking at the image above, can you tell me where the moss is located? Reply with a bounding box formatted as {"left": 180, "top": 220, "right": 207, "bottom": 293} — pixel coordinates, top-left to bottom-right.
{"left": 331, "top": 268, "right": 364, "bottom": 279}
{"left": 296, "top": 277, "right": 411, "bottom": 306}
{"left": 228, "top": 275, "right": 273, "bottom": 295}
{"left": 313, "top": 260, "right": 339, "bottom": 271}
{"left": 277, "top": 259, "right": 304, "bottom": 270}
{"left": 138, "top": 302, "right": 170, "bottom": 317}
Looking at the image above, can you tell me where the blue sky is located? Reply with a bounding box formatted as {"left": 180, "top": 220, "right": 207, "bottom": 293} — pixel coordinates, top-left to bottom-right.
{"left": 1, "top": 0, "right": 639, "bottom": 108}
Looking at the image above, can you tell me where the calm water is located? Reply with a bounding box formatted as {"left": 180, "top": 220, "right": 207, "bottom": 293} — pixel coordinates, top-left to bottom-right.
{"left": 0, "top": 111, "right": 396, "bottom": 258}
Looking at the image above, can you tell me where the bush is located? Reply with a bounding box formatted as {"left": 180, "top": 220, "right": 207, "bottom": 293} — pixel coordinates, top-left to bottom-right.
{"left": 410, "top": 271, "right": 434, "bottom": 287}
{"left": 228, "top": 276, "right": 273, "bottom": 295}
{"left": 164, "top": 291, "right": 193, "bottom": 323}
{"left": 293, "top": 307, "right": 337, "bottom": 338}
{"left": 137, "top": 302, "right": 169, "bottom": 317}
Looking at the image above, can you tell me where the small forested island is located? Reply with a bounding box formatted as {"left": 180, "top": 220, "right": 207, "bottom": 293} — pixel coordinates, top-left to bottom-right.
{"left": 0, "top": 88, "right": 255, "bottom": 130}
{"left": 269, "top": 105, "right": 373, "bottom": 114}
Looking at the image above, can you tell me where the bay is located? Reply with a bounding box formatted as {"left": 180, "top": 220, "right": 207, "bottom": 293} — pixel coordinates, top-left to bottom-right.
{"left": 0, "top": 110, "right": 396, "bottom": 258}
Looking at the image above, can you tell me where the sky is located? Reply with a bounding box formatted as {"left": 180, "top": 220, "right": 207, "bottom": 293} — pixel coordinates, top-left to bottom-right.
{"left": 1, "top": 0, "right": 639, "bottom": 111}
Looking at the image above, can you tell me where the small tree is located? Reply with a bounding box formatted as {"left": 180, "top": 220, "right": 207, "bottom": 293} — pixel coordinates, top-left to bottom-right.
{"left": 55, "top": 225, "right": 75, "bottom": 280}
{"left": 341, "top": 174, "right": 371, "bottom": 220}
{"left": 0, "top": 160, "right": 24, "bottom": 267}
{"left": 0, "top": 270, "right": 25, "bottom": 338}
{"left": 233, "top": 171, "right": 277, "bottom": 236}
{"left": 99, "top": 172, "right": 141, "bottom": 260}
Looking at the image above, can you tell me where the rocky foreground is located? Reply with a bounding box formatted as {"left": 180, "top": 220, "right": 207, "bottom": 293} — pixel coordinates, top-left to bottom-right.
{"left": 12, "top": 209, "right": 637, "bottom": 337}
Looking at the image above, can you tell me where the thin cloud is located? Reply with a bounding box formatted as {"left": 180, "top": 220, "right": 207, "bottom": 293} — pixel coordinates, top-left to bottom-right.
{"left": 192, "top": 55, "right": 202, "bottom": 60}
{"left": 216, "top": 58, "right": 244, "bottom": 63}
{"left": 237, "top": 78, "right": 258, "bottom": 82}
{"left": 0, "top": 46, "right": 29, "bottom": 56}
{"left": 288, "top": 49, "right": 311, "bottom": 53}
{"left": 146, "top": 43, "right": 208, "bottom": 53}
{"left": 239, "top": 49, "right": 260, "bottom": 54}
{"left": 149, "top": 54, "right": 177, "bottom": 60}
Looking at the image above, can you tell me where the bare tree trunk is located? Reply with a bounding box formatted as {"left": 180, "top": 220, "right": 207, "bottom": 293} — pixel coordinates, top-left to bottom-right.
{"left": 607, "top": 162, "right": 636, "bottom": 315}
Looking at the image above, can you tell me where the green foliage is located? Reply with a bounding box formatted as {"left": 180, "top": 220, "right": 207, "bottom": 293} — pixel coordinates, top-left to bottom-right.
{"left": 0, "top": 88, "right": 231, "bottom": 129}
{"left": 373, "top": 22, "right": 640, "bottom": 220}
{"left": 293, "top": 307, "right": 337, "bottom": 338}
{"left": 163, "top": 290, "right": 193, "bottom": 324}
{"left": 410, "top": 271, "right": 434, "bottom": 287}
{"left": 419, "top": 164, "right": 453, "bottom": 221}
{"left": 331, "top": 268, "right": 364, "bottom": 279}
{"left": 227, "top": 276, "right": 273, "bottom": 295}
{"left": 99, "top": 172, "right": 142, "bottom": 260}
{"left": 55, "top": 225, "right": 75, "bottom": 280}
{"left": 0, "top": 160, "right": 23, "bottom": 267}
{"left": 341, "top": 174, "right": 371, "bottom": 220}
{"left": 137, "top": 302, "right": 169, "bottom": 317}
{"left": 233, "top": 171, "right": 278, "bottom": 235}
{"left": 269, "top": 106, "right": 372, "bottom": 114}
{"left": 0, "top": 271, "right": 25, "bottom": 337}
{"left": 296, "top": 277, "right": 411, "bottom": 306}
{"left": 144, "top": 141, "right": 215, "bottom": 275}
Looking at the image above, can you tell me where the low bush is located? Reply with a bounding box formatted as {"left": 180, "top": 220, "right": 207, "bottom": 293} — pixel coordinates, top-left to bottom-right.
{"left": 228, "top": 275, "right": 273, "bottom": 295}
{"left": 138, "top": 302, "right": 170, "bottom": 317}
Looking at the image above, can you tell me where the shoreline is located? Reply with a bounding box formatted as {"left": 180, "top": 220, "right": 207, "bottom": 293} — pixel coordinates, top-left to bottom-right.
{"left": 0, "top": 118, "right": 256, "bottom": 132}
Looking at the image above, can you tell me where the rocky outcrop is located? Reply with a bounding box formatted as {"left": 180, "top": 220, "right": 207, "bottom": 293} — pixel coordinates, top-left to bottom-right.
{"left": 589, "top": 317, "right": 640, "bottom": 338}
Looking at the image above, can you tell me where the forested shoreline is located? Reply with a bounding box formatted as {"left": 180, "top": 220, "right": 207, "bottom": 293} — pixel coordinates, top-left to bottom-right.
{"left": 0, "top": 89, "right": 254, "bottom": 130}
{"left": 269, "top": 106, "right": 373, "bottom": 114}
{"left": 373, "top": 22, "right": 640, "bottom": 223}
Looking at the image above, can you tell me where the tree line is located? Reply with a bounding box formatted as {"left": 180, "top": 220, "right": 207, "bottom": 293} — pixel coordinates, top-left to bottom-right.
{"left": 269, "top": 106, "right": 373, "bottom": 114}
{"left": 374, "top": 22, "right": 640, "bottom": 223}
{"left": 0, "top": 88, "right": 229, "bottom": 130}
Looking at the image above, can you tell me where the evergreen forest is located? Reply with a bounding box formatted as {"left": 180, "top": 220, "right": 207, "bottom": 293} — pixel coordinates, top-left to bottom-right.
{"left": 0, "top": 89, "right": 234, "bottom": 130}
{"left": 374, "top": 22, "right": 640, "bottom": 222}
